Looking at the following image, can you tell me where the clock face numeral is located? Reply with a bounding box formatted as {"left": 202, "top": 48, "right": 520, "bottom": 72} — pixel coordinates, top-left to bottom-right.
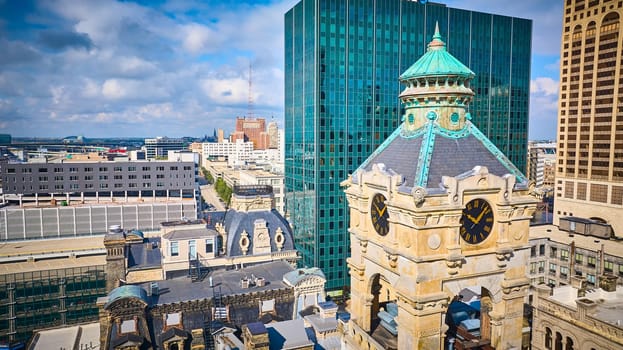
{"left": 460, "top": 199, "right": 494, "bottom": 244}
{"left": 370, "top": 193, "right": 389, "bottom": 236}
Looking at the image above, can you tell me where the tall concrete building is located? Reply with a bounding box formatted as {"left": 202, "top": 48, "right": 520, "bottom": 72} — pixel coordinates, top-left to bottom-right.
{"left": 284, "top": 0, "right": 532, "bottom": 289}
{"left": 555, "top": 0, "right": 623, "bottom": 237}
{"left": 528, "top": 141, "right": 557, "bottom": 190}
{"left": 232, "top": 117, "right": 270, "bottom": 150}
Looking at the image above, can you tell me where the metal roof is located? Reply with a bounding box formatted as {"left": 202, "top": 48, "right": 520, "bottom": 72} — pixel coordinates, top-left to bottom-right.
{"left": 399, "top": 22, "right": 474, "bottom": 81}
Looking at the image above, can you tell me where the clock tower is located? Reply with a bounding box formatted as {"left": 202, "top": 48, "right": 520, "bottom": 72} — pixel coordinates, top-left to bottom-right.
{"left": 342, "top": 24, "right": 537, "bottom": 350}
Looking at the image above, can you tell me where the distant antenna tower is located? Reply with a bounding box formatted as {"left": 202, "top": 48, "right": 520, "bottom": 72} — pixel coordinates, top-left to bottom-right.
{"left": 247, "top": 62, "right": 254, "bottom": 118}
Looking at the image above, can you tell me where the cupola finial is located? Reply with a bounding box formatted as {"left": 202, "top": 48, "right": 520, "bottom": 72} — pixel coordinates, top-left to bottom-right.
{"left": 428, "top": 21, "right": 445, "bottom": 50}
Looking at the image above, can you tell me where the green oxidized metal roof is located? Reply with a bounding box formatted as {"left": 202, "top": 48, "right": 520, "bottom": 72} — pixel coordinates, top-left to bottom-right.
{"left": 399, "top": 23, "right": 475, "bottom": 81}
{"left": 105, "top": 284, "right": 149, "bottom": 309}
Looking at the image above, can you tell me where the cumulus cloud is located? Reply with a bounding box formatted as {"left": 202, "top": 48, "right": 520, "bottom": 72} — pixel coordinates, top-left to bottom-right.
{"left": 530, "top": 77, "right": 559, "bottom": 96}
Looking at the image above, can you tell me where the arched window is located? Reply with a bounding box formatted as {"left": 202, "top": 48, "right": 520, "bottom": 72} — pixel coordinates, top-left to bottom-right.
{"left": 545, "top": 327, "right": 552, "bottom": 349}
{"left": 566, "top": 337, "right": 574, "bottom": 350}
{"left": 555, "top": 332, "right": 563, "bottom": 350}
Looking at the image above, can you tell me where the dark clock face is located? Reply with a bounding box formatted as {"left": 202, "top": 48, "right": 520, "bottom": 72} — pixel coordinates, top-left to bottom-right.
{"left": 370, "top": 193, "right": 389, "bottom": 236}
{"left": 460, "top": 199, "right": 494, "bottom": 244}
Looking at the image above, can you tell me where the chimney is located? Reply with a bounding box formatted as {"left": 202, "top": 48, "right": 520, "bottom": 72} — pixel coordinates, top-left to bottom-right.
{"left": 598, "top": 274, "right": 617, "bottom": 292}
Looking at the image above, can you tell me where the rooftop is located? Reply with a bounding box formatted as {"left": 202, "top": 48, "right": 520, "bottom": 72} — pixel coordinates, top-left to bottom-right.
{"left": 29, "top": 323, "right": 100, "bottom": 350}
{"left": 548, "top": 284, "right": 623, "bottom": 327}
{"left": 147, "top": 260, "right": 295, "bottom": 306}
{"left": 530, "top": 224, "right": 623, "bottom": 257}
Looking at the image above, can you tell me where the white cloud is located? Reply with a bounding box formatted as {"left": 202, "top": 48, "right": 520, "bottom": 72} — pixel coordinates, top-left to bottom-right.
{"left": 101, "top": 79, "right": 127, "bottom": 99}
{"left": 182, "top": 23, "right": 221, "bottom": 54}
{"left": 530, "top": 77, "right": 559, "bottom": 96}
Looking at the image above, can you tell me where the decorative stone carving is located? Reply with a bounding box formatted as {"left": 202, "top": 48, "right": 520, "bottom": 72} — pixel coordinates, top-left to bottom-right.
{"left": 412, "top": 186, "right": 427, "bottom": 205}
{"left": 239, "top": 230, "right": 249, "bottom": 256}
{"left": 427, "top": 234, "right": 441, "bottom": 250}
{"left": 252, "top": 219, "right": 271, "bottom": 255}
{"left": 274, "top": 227, "right": 284, "bottom": 252}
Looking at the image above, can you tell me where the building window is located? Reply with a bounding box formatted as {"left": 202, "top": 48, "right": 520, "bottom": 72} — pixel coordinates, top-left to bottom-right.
{"left": 575, "top": 253, "right": 583, "bottom": 265}
{"left": 156, "top": 166, "right": 165, "bottom": 171}
{"left": 69, "top": 167, "right": 78, "bottom": 172}
{"left": 99, "top": 175, "right": 108, "bottom": 180}
{"left": 69, "top": 184, "right": 79, "bottom": 190}
{"left": 39, "top": 185, "right": 48, "bottom": 190}
{"left": 587, "top": 274, "right": 596, "bottom": 286}
{"left": 205, "top": 239, "right": 214, "bottom": 253}
{"left": 6, "top": 168, "right": 15, "bottom": 173}
{"left": 129, "top": 183, "right": 137, "bottom": 188}
{"left": 142, "top": 166, "right": 151, "bottom": 171}
{"left": 531, "top": 246, "right": 537, "bottom": 257}
{"left": 54, "top": 176, "right": 63, "bottom": 181}
{"left": 39, "top": 176, "right": 48, "bottom": 182}
{"left": 587, "top": 256, "right": 596, "bottom": 268}
{"left": 170, "top": 166, "right": 178, "bottom": 171}
{"left": 85, "top": 175, "right": 93, "bottom": 181}
{"left": 38, "top": 168, "right": 48, "bottom": 173}
{"left": 545, "top": 327, "right": 552, "bottom": 349}
{"left": 184, "top": 166, "right": 192, "bottom": 170}
{"left": 549, "top": 263, "right": 557, "bottom": 275}
{"left": 604, "top": 260, "right": 613, "bottom": 273}
{"left": 114, "top": 184, "right": 123, "bottom": 188}
{"left": 114, "top": 166, "right": 123, "bottom": 172}
{"left": 114, "top": 175, "right": 123, "bottom": 180}
{"left": 128, "top": 166, "right": 136, "bottom": 172}
{"left": 540, "top": 244, "right": 546, "bottom": 255}
{"left": 550, "top": 247, "right": 557, "bottom": 258}
{"left": 85, "top": 184, "right": 93, "bottom": 189}
{"left": 157, "top": 182, "right": 164, "bottom": 187}
{"left": 560, "top": 266, "right": 569, "bottom": 279}
{"left": 99, "top": 167, "right": 108, "bottom": 172}
{"left": 170, "top": 241, "right": 179, "bottom": 256}
{"left": 538, "top": 261, "right": 545, "bottom": 273}
{"left": 85, "top": 167, "right": 93, "bottom": 172}
{"left": 561, "top": 249, "right": 569, "bottom": 261}
{"left": 70, "top": 175, "right": 79, "bottom": 181}
{"left": 143, "top": 174, "right": 151, "bottom": 179}
{"left": 100, "top": 184, "right": 108, "bottom": 189}
{"left": 129, "top": 174, "right": 137, "bottom": 179}
{"left": 142, "top": 183, "right": 151, "bottom": 188}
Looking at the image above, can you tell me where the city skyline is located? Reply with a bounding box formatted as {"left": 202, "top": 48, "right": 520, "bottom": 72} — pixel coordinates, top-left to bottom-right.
{"left": 1, "top": 0, "right": 561, "bottom": 139}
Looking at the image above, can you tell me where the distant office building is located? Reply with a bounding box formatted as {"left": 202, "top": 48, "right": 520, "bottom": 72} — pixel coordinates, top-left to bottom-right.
{"left": 144, "top": 136, "right": 186, "bottom": 159}
{"left": 239, "top": 170, "right": 285, "bottom": 215}
{"left": 202, "top": 139, "right": 255, "bottom": 165}
{"left": 268, "top": 121, "right": 279, "bottom": 149}
{"left": 217, "top": 129, "right": 225, "bottom": 143}
{"left": 232, "top": 117, "right": 270, "bottom": 150}
{"left": 0, "top": 159, "right": 199, "bottom": 240}
{"left": 285, "top": 0, "right": 532, "bottom": 289}
{"left": 528, "top": 224, "right": 623, "bottom": 292}
{"left": 528, "top": 141, "right": 556, "bottom": 190}
{"left": 555, "top": 1, "right": 623, "bottom": 237}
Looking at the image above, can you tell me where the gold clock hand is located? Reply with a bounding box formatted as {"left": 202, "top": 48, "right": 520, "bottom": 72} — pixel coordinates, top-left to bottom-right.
{"left": 475, "top": 208, "right": 487, "bottom": 223}
{"left": 466, "top": 214, "right": 478, "bottom": 224}
{"left": 379, "top": 205, "right": 387, "bottom": 216}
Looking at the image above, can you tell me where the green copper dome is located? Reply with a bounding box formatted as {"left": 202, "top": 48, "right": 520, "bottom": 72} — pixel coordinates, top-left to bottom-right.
{"left": 400, "top": 23, "right": 475, "bottom": 81}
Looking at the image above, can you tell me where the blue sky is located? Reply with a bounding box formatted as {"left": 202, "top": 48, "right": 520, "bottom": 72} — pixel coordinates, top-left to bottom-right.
{"left": 0, "top": 0, "right": 561, "bottom": 140}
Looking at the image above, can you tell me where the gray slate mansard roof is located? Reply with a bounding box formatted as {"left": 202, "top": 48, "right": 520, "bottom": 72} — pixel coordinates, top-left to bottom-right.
{"left": 223, "top": 209, "right": 295, "bottom": 257}
{"left": 354, "top": 121, "right": 528, "bottom": 191}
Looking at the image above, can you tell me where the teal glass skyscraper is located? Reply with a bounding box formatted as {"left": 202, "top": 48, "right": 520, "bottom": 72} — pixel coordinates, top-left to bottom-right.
{"left": 284, "top": 0, "right": 532, "bottom": 289}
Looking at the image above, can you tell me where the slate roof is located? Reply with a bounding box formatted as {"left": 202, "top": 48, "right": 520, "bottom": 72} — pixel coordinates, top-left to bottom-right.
{"left": 162, "top": 227, "right": 218, "bottom": 240}
{"left": 223, "top": 209, "right": 295, "bottom": 257}
{"left": 127, "top": 238, "right": 162, "bottom": 271}
{"left": 356, "top": 121, "right": 527, "bottom": 190}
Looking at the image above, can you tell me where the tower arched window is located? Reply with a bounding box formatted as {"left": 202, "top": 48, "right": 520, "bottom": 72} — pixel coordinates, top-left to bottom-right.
{"left": 545, "top": 327, "right": 552, "bottom": 349}
{"left": 555, "top": 332, "right": 563, "bottom": 350}
{"left": 565, "top": 337, "right": 574, "bottom": 350}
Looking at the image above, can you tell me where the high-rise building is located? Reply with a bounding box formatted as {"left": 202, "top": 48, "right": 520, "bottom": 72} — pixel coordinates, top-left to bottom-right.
{"left": 554, "top": 0, "right": 623, "bottom": 237}
{"left": 528, "top": 141, "right": 557, "bottom": 190}
{"left": 232, "top": 117, "right": 270, "bottom": 150}
{"left": 144, "top": 136, "right": 186, "bottom": 159}
{"left": 268, "top": 121, "right": 279, "bottom": 149}
{"left": 284, "top": 0, "right": 532, "bottom": 289}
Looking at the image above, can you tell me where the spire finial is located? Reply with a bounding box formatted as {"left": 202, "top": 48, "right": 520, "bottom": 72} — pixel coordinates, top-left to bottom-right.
{"left": 427, "top": 21, "right": 445, "bottom": 50}
{"left": 433, "top": 21, "right": 441, "bottom": 40}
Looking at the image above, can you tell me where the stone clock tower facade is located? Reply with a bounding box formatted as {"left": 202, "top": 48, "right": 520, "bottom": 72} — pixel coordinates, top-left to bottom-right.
{"left": 342, "top": 25, "right": 537, "bottom": 350}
